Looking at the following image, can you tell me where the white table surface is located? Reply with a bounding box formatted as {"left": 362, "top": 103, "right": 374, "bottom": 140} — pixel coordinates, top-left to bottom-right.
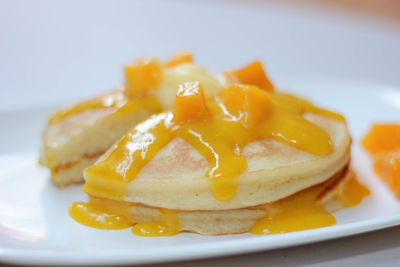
{"left": 0, "top": 0, "right": 399, "bottom": 266}
{"left": 0, "top": 226, "right": 400, "bottom": 266}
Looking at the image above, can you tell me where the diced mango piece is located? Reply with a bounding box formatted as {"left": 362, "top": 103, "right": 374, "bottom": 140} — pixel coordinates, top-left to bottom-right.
{"left": 124, "top": 57, "right": 163, "bottom": 98}
{"left": 173, "top": 81, "right": 210, "bottom": 123}
{"left": 231, "top": 61, "right": 275, "bottom": 92}
{"left": 373, "top": 151, "right": 400, "bottom": 199}
{"left": 218, "top": 84, "right": 272, "bottom": 128}
{"left": 362, "top": 124, "right": 400, "bottom": 155}
{"left": 165, "top": 51, "right": 193, "bottom": 68}
{"left": 363, "top": 124, "right": 400, "bottom": 199}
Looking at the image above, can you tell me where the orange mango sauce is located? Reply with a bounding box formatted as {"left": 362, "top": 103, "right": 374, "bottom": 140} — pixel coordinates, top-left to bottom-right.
{"left": 250, "top": 185, "right": 337, "bottom": 235}
{"left": 44, "top": 60, "right": 163, "bottom": 171}
{"left": 48, "top": 60, "right": 164, "bottom": 125}
{"left": 69, "top": 196, "right": 181, "bottom": 236}
{"left": 69, "top": 169, "right": 369, "bottom": 236}
{"left": 69, "top": 61, "right": 368, "bottom": 236}
{"left": 250, "top": 169, "right": 369, "bottom": 235}
{"left": 69, "top": 200, "right": 132, "bottom": 230}
{"left": 362, "top": 124, "right": 400, "bottom": 199}
{"left": 131, "top": 209, "right": 181, "bottom": 237}
{"left": 336, "top": 170, "right": 371, "bottom": 208}
{"left": 45, "top": 53, "right": 190, "bottom": 168}
{"left": 47, "top": 90, "right": 162, "bottom": 130}
{"left": 83, "top": 83, "right": 341, "bottom": 201}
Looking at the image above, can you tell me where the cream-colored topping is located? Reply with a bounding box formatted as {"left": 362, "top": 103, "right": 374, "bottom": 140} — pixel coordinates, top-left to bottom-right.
{"left": 156, "top": 64, "right": 224, "bottom": 109}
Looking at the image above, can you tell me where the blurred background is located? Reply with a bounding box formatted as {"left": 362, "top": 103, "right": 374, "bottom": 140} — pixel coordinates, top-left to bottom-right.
{"left": 0, "top": 0, "right": 399, "bottom": 110}
{"left": 0, "top": 1, "right": 399, "bottom": 265}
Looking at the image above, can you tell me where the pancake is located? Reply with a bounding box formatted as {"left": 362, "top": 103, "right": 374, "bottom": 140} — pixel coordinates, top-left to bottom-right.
{"left": 69, "top": 61, "right": 369, "bottom": 236}
{"left": 83, "top": 111, "right": 351, "bottom": 210}
{"left": 40, "top": 92, "right": 158, "bottom": 187}
{"left": 71, "top": 165, "right": 368, "bottom": 235}
{"left": 40, "top": 54, "right": 224, "bottom": 187}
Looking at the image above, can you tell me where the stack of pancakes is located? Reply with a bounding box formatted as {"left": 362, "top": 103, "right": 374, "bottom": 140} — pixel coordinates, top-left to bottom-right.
{"left": 78, "top": 87, "right": 366, "bottom": 236}
{"left": 40, "top": 53, "right": 369, "bottom": 235}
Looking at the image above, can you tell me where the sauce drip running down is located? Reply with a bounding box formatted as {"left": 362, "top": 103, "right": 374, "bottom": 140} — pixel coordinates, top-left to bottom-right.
{"left": 69, "top": 169, "right": 369, "bottom": 236}
{"left": 66, "top": 64, "right": 370, "bottom": 236}
{"left": 69, "top": 201, "right": 132, "bottom": 230}
{"left": 131, "top": 209, "right": 181, "bottom": 237}
{"left": 250, "top": 169, "right": 369, "bottom": 235}
{"left": 48, "top": 90, "right": 162, "bottom": 125}
{"left": 250, "top": 186, "right": 336, "bottom": 234}
{"left": 83, "top": 83, "right": 343, "bottom": 201}
{"left": 69, "top": 196, "right": 181, "bottom": 236}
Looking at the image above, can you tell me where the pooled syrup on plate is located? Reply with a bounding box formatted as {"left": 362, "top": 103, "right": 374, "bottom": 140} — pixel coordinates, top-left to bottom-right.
{"left": 69, "top": 196, "right": 181, "bottom": 236}
{"left": 69, "top": 169, "right": 368, "bottom": 236}
{"left": 249, "top": 185, "right": 337, "bottom": 234}
{"left": 131, "top": 209, "right": 180, "bottom": 237}
{"left": 250, "top": 170, "right": 369, "bottom": 235}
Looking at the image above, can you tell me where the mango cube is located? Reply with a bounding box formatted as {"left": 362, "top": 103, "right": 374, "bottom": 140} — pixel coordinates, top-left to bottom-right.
{"left": 173, "top": 81, "right": 210, "bottom": 123}
{"left": 124, "top": 57, "right": 163, "bottom": 98}
{"left": 218, "top": 84, "right": 272, "bottom": 128}
{"left": 362, "top": 124, "right": 400, "bottom": 199}
{"left": 231, "top": 61, "right": 274, "bottom": 92}
{"left": 165, "top": 51, "right": 193, "bottom": 68}
{"left": 373, "top": 151, "right": 400, "bottom": 199}
{"left": 362, "top": 124, "right": 400, "bottom": 155}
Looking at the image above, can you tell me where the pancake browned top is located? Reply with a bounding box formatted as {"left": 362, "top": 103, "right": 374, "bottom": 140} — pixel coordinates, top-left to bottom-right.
{"left": 85, "top": 112, "right": 351, "bottom": 211}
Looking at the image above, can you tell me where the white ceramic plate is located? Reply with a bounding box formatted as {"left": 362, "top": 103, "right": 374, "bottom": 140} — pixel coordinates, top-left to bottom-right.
{"left": 1, "top": 78, "right": 400, "bottom": 266}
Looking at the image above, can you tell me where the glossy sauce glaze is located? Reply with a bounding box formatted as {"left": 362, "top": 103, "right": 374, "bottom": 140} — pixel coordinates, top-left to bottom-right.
{"left": 43, "top": 54, "right": 205, "bottom": 172}
{"left": 131, "top": 209, "right": 181, "bottom": 237}
{"left": 43, "top": 90, "right": 162, "bottom": 171}
{"left": 69, "top": 196, "right": 181, "bottom": 236}
{"left": 48, "top": 90, "right": 154, "bottom": 124}
{"left": 69, "top": 168, "right": 369, "bottom": 236}
{"left": 83, "top": 83, "right": 343, "bottom": 201}
{"left": 249, "top": 185, "right": 337, "bottom": 234}
{"left": 48, "top": 91, "right": 120, "bottom": 124}
{"left": 250, "top": 169, "right": 369, "bottom": 235}
{"left": 72, "top": 81, "right": 363, "bottom": 236}
{"left": 335, "top": 170, "right": 371, "bottom": 207}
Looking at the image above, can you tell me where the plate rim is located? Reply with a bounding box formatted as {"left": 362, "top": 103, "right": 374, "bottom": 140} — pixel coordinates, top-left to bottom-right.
{"left": 1, "top": 80, "right": 400, "bottom": 266}
{"left": 1, "top": 213, "right": 400, "bottom": 266}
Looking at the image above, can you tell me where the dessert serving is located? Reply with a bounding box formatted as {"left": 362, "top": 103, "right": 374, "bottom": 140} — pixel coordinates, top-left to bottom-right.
{"left": 40, "top": 52, "right": 226, "bottom": 186}
{"left": 67, "top": 60, "right": 370, "bottom": 236}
